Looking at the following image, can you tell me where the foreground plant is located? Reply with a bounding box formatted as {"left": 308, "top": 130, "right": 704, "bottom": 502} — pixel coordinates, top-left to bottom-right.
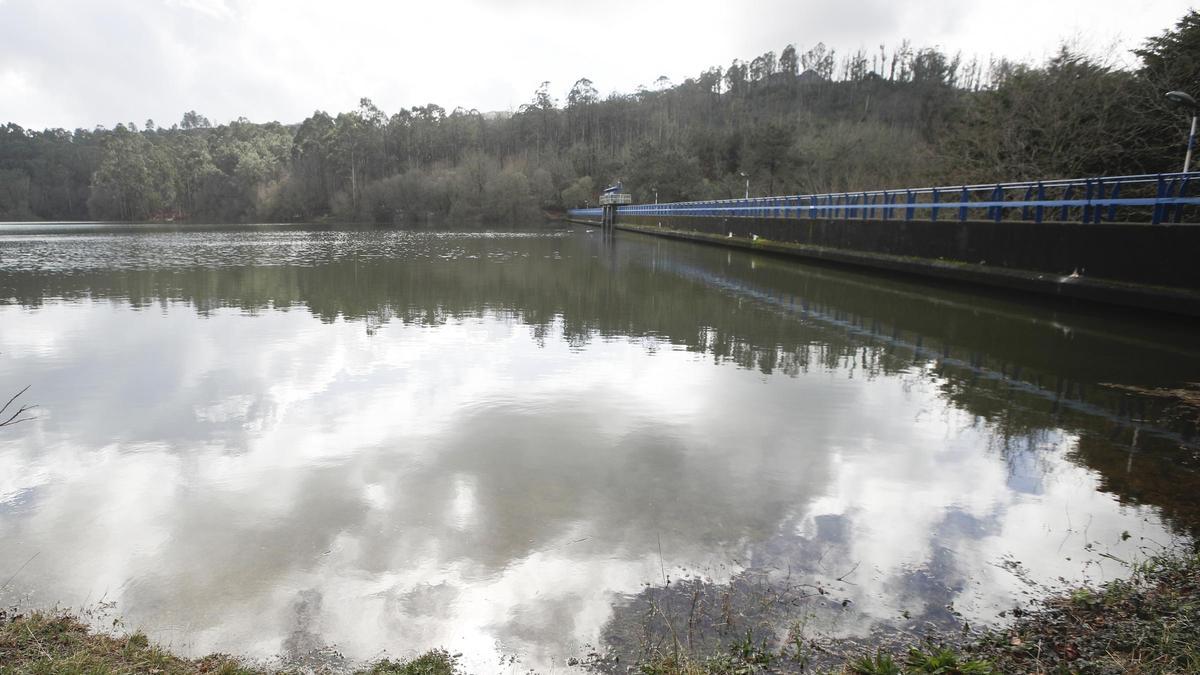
{"left": 0, "top": 610, "right": 459, "bottom": 675}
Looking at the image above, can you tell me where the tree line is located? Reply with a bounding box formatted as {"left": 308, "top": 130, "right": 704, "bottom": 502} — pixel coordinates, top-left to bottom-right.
{"left": 1, "top": 11, "right": 1199, "bottom": 224}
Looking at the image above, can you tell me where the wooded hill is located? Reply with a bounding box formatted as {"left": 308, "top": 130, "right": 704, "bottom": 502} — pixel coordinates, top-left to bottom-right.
{"left": 2, "top": 11, "right": 1199, "bottom": 224}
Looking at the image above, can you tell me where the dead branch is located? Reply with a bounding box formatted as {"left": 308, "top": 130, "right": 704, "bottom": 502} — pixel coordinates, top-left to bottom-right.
{"left": 0, "top": 385, "right": 36, "bottom": 427}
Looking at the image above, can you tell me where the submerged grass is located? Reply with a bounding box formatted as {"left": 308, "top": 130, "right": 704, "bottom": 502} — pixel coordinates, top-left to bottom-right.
{"left": 0, "top": 610, "right": 458, "bottom": 675}
{"left": 626, "top": 550, "right": 1200, "bottom": 674}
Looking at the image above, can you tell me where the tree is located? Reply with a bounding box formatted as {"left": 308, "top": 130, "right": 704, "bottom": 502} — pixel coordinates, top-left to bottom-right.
{"left": 627, "top": 141, "right": 704, "bottom": 202}
{"left": 1135, "top": 10, "right": 1200, "bottom": 92}
{"left": 1134, "top": 11, "right": 1200, "bottom": 172}
{"left": 952, "top": 47, "right": 1143, "bottom": 179}
{"left": 747, "top": 122, "right": 796, "bottom": 193}
{"left": 567, "top": 78, "right": 599, "bottom": 108}
{"left": 725, "top": 60, "right": 748, "bottom": 94}
{"left": 560, "top": 176, "right": 594, "bottom": 208}
{"left": 801, "top": 43, "right": 836, "bottom": 79}
{"left": 484, "top": 169, "right": 537, "bottom": 223}
{"left": 88, "top": 126, "right": 174, "bottom": 220}
{"left": 180, "top": 110, "right": 211, "bottom": 130}
{"left": 780, "top": 44, "right": 799, "bottom": 77}
{"left": 0, "top": 169, "right": 32, "bottom": 219}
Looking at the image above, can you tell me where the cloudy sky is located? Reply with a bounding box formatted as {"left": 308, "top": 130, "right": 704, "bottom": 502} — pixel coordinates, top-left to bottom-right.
{"left": 0, "top": 0, "right": 1194, "bottom": 130}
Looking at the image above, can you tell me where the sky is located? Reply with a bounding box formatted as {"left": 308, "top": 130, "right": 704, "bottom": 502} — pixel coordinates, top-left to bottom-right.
{"left": 0, "top": 0, "right": 1195, "bottom": 130}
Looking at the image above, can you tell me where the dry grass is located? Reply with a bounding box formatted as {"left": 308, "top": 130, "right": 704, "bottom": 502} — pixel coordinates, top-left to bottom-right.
{"left": 0, "top": 610, "right": 457, "bottom": 675}
{"left": 624, "top": 551, "right": 1200, "bottom": 674}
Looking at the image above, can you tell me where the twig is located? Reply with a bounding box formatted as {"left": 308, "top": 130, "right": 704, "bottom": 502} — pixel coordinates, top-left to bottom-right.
{"left": 657, "top": 531, "right": 667, "bottom": 586}
{"left": 0, "top": 385, "right": 36, "bottom": 427}
{"left": 1, "top": 552, "right": 39, "bottom": 591}
{"left": 837, "top": 561, "right": 860, "bottom": 584}
{"left": 26, "top": 623, "right": 52, "bottom": 659}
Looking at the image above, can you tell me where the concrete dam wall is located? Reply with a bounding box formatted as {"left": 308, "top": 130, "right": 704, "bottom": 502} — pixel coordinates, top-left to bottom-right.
{"left": 570, "top": 213, "right": 1200, "bottom": 317}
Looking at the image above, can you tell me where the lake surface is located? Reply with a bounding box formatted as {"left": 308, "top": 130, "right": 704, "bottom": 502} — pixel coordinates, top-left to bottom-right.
{"left": 1, "top": 223, "right": 1198, "bottom": 672}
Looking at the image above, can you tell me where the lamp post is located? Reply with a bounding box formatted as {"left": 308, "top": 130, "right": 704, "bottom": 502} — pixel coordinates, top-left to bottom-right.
{"left": 652, "top": 187, "right": 658, "bottom": 204}
{"left": 1166, "top": 90, "right": 1199, "bottom": 172}
{"left": 739, "top": 172, "right": 749, "bottom": 199}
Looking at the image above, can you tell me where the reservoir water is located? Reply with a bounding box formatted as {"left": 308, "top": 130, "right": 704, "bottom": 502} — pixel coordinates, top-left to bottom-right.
{"left": 0, "top": 223, "right": 1197, "bottom": 671}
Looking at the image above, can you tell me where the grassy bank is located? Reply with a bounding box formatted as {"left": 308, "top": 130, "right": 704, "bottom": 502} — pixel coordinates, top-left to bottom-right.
{"left": 3, "top": 551, "right": 1196, "bottom": 674}
{"left": 0, "top": 611, "right": 457, "bottom": 675}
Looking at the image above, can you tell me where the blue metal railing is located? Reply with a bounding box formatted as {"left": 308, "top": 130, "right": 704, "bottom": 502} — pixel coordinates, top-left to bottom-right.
{"left": 567, "top": 172, "right": 1200, "bottom": 225}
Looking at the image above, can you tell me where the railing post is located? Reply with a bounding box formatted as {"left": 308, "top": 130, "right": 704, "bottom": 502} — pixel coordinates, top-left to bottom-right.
{"left": 931, "top": 188, "right": 940, "bottom": 222}
{"left": 1153, "top": 175, "right": 1166, "bottom": 225}
{"left": 1176, "top": 174, "right": 1190, "bottom": 223}
{"left": 959, "top": 186, "right": 968, "bottom": 222}
{"left": 1082, "top": 179, "right": 1094, "bottom": 224}
{"left": 906, "top": 189, "right": 914, "bottom": 222}
{"left": 1165, "top": 176, "right": 1180, "bottom": 223}
{"left": 992, "top": 184, "right": 1003, "bottom": 223}
{"left": 1021, "top": 185, "right": 1034, "bottom": 221}
{"left": 1035, "top": 182, "right": 1045, "bottom": 224}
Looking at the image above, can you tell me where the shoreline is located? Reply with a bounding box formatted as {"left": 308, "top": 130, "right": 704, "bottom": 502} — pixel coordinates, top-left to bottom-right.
{"left": 3, "top": 549, "right": 1196, "bottom": 674}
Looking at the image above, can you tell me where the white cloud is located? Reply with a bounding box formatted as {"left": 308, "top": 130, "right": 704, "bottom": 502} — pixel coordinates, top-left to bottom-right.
{"left": 167, "top": 0, "right": 235, "bottom": 19}
{"left": 0, "top": 0, "right": 1193, "bottom": 129}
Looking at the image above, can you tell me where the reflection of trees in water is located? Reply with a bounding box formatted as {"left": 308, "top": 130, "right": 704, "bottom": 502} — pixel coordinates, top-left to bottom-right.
{"left": 3, "top": 230, "right": 1199, "bottom": 667}
{"left": 2, "top": 231, "right": 1198, "bottom": 529}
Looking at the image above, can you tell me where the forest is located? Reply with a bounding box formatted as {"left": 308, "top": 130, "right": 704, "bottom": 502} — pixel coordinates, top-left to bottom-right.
{"left": 1, "top": 11, "right": 1199, "bottom": 225}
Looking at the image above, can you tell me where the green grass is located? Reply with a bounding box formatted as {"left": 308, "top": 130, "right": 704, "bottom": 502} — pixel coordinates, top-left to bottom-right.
{"left": 903, "top": 646, "right": 991, "bottom": 674}
{"left": 362, "top": 650, "right": 458, "bottom": 675}
{"left": 0, "top": 611, "right": 458, "bottom": 675}
{"left": 847, "top": 651, "right": 901, "bottom": 675}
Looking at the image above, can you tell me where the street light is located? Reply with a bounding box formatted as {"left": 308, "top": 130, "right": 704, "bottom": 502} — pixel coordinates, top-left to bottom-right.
{"left": 652, "top": 187, "right": 658, "bottom": 204}
{"left": 739, "top": 172, "right": 749, "bottom": 199}
{"left": 1166, "top": 90, "right": 1199, "bottom": 172}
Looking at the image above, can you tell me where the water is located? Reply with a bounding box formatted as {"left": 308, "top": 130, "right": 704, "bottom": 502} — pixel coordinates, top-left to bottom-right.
{"left": 0, "top": 222, "right": 1197, "bottom": 671}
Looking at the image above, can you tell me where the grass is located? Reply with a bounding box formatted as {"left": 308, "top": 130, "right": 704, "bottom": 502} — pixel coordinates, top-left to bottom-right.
{"left": 3, "top": 551, "right": 1197, "bottom": 674}
{"left": 970, "top": 550, "right": 1200, "bottom": 675}
{"left": 0, "top": 610, "right": 458, "bottom": 675}
{"left": 625, "top": 550, "right": 1200, "bottom": 674}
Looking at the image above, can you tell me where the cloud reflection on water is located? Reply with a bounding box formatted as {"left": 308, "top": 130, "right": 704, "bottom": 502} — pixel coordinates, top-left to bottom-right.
{"left": 0, "top": 301, "right": 1178, "bottom": 671}
{"left": 0, "top": 228, "right": 1192, "bottom": 672}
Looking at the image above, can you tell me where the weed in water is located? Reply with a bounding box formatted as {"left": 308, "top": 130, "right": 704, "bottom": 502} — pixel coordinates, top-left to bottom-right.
{"left": 365, "top": 649, "right": 458, "bottom": 675}
{"left": 905, "top": 645, "right": 993, "bottom": 674}
{"left": 848, "top": 650, "right": 902, "bottom": 674}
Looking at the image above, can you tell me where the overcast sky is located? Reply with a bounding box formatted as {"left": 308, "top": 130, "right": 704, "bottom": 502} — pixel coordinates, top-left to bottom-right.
{"left": 0, "top": 0, "right": 1194, "bottom": 130}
